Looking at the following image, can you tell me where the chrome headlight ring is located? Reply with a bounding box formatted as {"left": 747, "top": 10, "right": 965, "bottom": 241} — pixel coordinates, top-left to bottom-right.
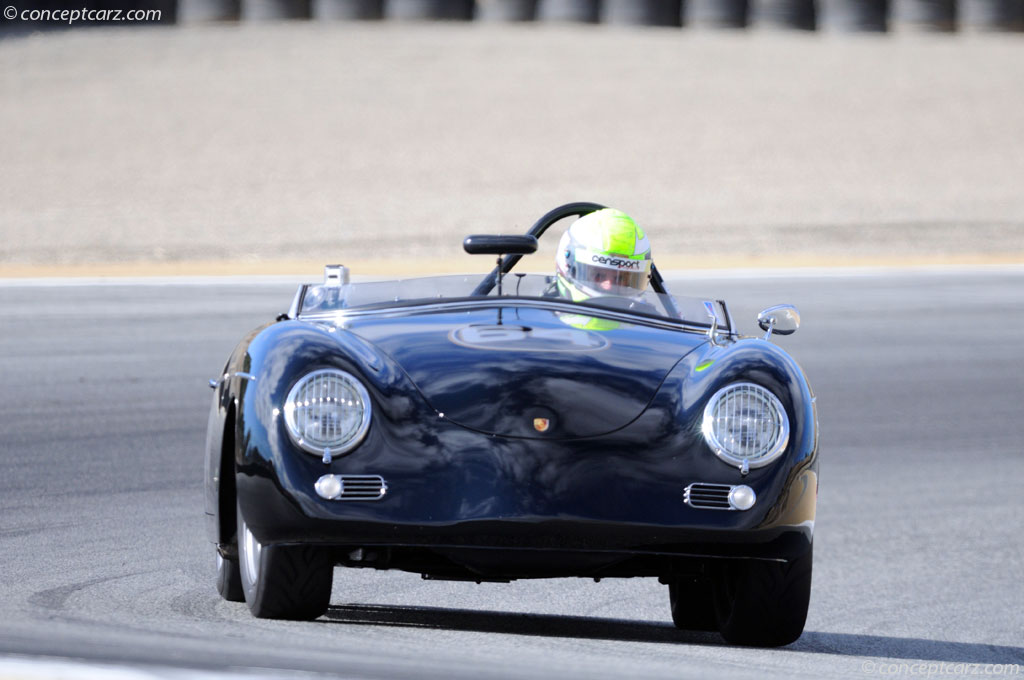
{"left": 701, "top": 382, "right": 790, "bottom": 472}
{"left": 283, "top": 368, "right": 372, "bottom": 457}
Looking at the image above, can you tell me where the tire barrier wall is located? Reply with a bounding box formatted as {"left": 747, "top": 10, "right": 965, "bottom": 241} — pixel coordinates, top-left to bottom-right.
{"left": 750, "top": 0, "right": 816, "bottom": 30}
{"left": 688, "top": 0, "right": 749, "bottom": 28}
{"left": 312, "top": 0, "right": 383, "bottom": 20}
{"left": 1, "top": 0, "right": 1022, "bottom": 31}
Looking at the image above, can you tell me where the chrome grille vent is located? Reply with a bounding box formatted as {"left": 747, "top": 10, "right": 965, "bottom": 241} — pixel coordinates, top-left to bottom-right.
{"left": 684, "top": 483, "right": 734, "bottom": 510}
{"left": 338, "top": 475, "right": 387, "bottom": 500}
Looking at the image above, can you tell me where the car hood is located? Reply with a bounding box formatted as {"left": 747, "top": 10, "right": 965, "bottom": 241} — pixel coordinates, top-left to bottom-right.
{"left": 342, "top": 304, "right": 706, "bottom": 439}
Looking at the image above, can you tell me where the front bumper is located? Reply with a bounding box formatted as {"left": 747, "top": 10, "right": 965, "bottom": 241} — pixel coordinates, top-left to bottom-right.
{"left": 233, "top": 425, "right": 817, "bottom": 576}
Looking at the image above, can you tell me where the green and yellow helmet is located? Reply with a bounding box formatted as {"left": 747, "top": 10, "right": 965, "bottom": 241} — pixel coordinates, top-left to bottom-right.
{"left": 555, "top": 208, "right": 652, "bottom": 301}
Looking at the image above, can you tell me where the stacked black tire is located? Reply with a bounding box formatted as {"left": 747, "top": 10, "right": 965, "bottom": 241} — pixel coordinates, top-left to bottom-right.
{"left": 184, "top": 0, "right": 1023, "bottom": 30}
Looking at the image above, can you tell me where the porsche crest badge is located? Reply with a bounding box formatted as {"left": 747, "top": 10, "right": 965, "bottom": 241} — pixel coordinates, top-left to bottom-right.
{"left": 533, "top": 417, "right": 551, "bottom": 433}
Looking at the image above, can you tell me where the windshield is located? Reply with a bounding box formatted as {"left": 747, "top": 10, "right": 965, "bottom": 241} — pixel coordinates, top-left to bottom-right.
{"left": 297, "top": 273, "right": 730, "bottom": 332}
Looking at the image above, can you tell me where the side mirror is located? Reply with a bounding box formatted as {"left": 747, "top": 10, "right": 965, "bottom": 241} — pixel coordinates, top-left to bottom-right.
{"left": 757, "top": 304, "right": 800, "bottom": 340}
{"left": 463, "top": 235, "right": 538, "bottom": 256}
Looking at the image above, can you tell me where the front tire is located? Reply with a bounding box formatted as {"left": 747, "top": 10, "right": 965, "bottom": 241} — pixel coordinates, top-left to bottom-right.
{"left": 714, "top": 543, "right": 813, "bottom": 647}
{"left": 237, "top": 502, "right": 333, "bottom": 620}
{"left": 668, "top": 574, "right": 717, "bottom": 631}
{"left": 216, "top": 551, "right": 244, "bottom": 602}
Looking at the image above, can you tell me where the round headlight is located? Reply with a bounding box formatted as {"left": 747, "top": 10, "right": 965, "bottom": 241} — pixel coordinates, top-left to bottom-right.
{"left": 701, "top": 382, "right": 789, "bottom": 469}
{"left": 283, "top": 369, "right": 371, "bottom": 455}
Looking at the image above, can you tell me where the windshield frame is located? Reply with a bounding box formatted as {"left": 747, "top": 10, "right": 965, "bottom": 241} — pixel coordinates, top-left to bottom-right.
{"left": 288, "top": 273, "right": 734, "bottom": 336}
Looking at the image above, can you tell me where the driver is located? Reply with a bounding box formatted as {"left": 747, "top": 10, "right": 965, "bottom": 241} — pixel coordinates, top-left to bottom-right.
{"left": 555, "top": 208, "right": 652, "bottom": 301}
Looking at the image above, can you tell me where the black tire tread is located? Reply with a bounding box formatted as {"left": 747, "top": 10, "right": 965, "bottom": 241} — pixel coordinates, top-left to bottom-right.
{"left": 668, "top": 575, "right": 718, "bottom": 631}
{"left": 715, "top": 543, "right": 813, "bottom": 647}
{"left": 216, "top": 554, "right": 245, "bottom": 602}
{"left": 250, "top": 543, "right": 333, "bottom": 620}
{"left": 237, "top": 499, "right": 333, "bottom": 621}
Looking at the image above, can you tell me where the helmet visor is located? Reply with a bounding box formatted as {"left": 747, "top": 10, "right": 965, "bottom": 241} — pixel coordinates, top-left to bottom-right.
{"left": 572, "top": 249, "right": 651, "bottom": 297}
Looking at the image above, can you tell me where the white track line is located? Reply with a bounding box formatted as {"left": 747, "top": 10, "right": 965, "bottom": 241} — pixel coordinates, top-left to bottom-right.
{"left": 1, "top": 264, "right": 1023, "bottom": 288}
{"left": 0, "top": 655, "right": 308, "bottom": 680}
{"left": 661, "top": 264, "right": 1024, "bottom": 279}
{"left": 0, "top": 275, "right": 309, "bottom": 288}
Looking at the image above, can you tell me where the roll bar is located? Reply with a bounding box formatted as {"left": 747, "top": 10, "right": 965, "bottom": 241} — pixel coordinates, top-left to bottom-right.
{"left": 470, "top": 202, "right": 676, "bottom": 315}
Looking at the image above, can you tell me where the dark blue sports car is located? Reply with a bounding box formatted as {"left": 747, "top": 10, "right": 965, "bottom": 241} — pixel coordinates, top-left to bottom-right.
{"left": 204, "top": 202, "right": 818, "bottom": 647}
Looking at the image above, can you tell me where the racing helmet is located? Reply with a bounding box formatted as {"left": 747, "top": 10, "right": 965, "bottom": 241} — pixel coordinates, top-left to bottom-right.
{"left": 555, "top": 209, "right": 652, "bottom": 300}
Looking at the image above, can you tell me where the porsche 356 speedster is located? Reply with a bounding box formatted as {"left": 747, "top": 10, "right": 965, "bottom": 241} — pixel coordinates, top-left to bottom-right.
{"left": 204, "top": 202, "right": 818, "bottom": 647}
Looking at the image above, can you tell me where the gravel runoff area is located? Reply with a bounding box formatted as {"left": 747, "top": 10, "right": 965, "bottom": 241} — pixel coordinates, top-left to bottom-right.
{"left": 1, "top": 24, "right": 1023, "bottom": 275}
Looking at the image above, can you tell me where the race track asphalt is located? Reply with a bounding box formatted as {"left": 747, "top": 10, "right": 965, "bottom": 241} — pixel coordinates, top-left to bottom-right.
{"left": 0, "top": 268, "right": 1022, "bottom": 679}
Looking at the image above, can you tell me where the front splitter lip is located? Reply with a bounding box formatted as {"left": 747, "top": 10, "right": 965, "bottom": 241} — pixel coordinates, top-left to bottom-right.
{"left": 328, "top": 540, "right": 792, "bottom": 564}
{"left": 245, "top": 515, "right": 812, "bottom": 562}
